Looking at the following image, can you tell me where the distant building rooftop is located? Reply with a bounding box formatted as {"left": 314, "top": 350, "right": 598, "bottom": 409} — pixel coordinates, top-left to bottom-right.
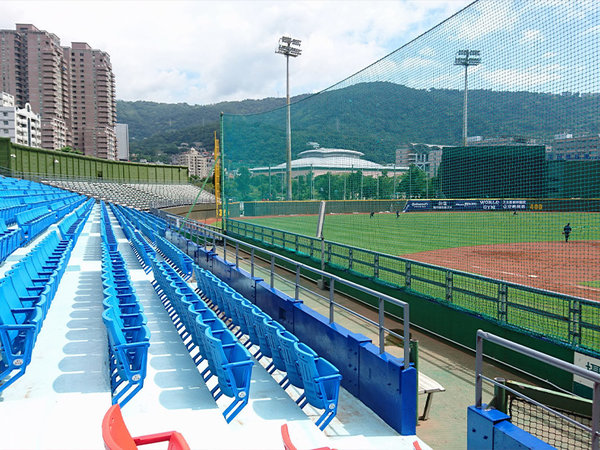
{"left": 251, "top": 147, "right": 405, "bottom": 177}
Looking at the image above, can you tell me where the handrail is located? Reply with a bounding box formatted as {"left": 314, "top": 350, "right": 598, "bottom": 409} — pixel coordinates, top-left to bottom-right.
{"left": 222, "top": 217, "right": 600, "bottom": 357}
{"left": 475, "top": 330, "right": 600, "bottom": 450}
{"left": 160, "top": 212, "right": 411, "bottom": 370}
{"left": 226, "top": 218, "right": 591, "bottom": 303}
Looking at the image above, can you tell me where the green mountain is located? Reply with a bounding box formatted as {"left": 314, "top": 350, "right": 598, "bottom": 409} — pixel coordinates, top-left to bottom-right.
{"left": 117, "top": 82, "right": 600, "bottom": 166}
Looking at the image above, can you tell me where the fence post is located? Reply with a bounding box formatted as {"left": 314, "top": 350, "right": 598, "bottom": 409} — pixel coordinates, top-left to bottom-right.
{"left": 446, "top": 271, "right": 453, "bottom": 302}
{"left": 569, "top": 299, "right": 582, "bottom": 346}
{"left": 493, "top": 377, "right": 507, "bottom": 414}
{"left": 235, "top": 242, "right": 239, "bottom": 268}
{"left": 251, "top": 248, "right": 255, "bottom": 278}
{"left": 374, "top": 253, "right": 379, "bottom": 279}
{"left": 223, "top": 237, "right": 227, "bottom": 262}
{"left": 329, "top": 278, "right": 335, "bottom": 324}
{"left": 270, "top": 255, "right": 275, "bottom": 288}
{"left": 405, "top": 261, "right": 411, "bottom": 289}
{"left": 349, "top": 248, "right": 353, "bottom": 270}
{"left": 295, "top": 234, "right": 299, "bottom": 253}
{"left": 498, "top": 283, "right": 508, "bottom": 322}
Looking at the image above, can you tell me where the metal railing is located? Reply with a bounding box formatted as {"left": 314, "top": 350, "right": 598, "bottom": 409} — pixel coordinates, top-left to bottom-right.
{"left": 161, "top": 213, "right": 411, "bottom": 369}
{"left": 475, "top": 330, "right": 600, "bottom": 450}
{"left": 224, "top": 218, "right": 600, "bottom": 358}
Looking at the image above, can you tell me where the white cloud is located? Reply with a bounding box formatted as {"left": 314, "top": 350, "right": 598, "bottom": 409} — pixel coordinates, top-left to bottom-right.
{"left": 0, "top": 0, "right": 471, "bottom": 104}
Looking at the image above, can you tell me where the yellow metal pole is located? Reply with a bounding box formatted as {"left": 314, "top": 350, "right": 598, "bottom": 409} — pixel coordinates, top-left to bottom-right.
{"left": 214, "top": 131, "right": 222, "bottom": 223}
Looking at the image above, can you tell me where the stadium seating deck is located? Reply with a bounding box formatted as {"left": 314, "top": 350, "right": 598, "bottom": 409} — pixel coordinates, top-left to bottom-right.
{"left": 43, "top": 179, "right": 214, "bottom": 210}
{"left": 0, "top": 189, "right": 428, "bottom": 449}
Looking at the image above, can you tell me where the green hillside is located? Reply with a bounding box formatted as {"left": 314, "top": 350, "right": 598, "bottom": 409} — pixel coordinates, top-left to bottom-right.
{"left": 117, "top": 83, "right": 600, "bottom": 165}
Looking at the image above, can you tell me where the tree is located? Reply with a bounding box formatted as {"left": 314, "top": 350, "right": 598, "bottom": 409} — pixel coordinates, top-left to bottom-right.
{"left": 398, "top": 165, "right": 428, "bottom": 198}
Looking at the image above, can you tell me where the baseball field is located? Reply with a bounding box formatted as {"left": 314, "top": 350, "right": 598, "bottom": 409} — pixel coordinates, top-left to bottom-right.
{"left": 238, "top": 211, "right": 600, "bottom": 301}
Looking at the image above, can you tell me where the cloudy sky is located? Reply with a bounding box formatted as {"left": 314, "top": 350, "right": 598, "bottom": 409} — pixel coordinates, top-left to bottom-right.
{"left": 1, "top": 0, "right": 473, "bottom": 105}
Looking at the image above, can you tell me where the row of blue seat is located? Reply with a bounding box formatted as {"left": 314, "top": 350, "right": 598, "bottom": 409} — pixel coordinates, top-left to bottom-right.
{"left": 100, "top": 202, "right": 118, "bottom": 252}
{"left": 0, "top": 185, "right": 83, "bottom": 225}
{"left": 155, "top": 234, "right": 194, "bottom": 279}
{"left": 114, "top": 206, "right": 341, "bottom": 428}
{"left": 126, "top": 208, "right": 168, "bottom": 241}
{"left": 149, "top": 255, "right": 253, "bottom": 423}
{"left": 58, "top": 199, "right": 94, "bottom": 241}
{"left": 16, "top": 206, "right": 60, "bottom": 244}
{"left": 194, "top": 265, "right": 342, "bottom": 430}
{"left": 109, "top": 204, "right": 156, "bottom": 274}
{"left": 100, "top": 207, "right": 150, "bottom": 407}
{"left": 0, "top": 195, "right": 87, "bottom": 259}
{"left": 0, "top": 230, "right": 76, "bottom": 392}
{"left": 50, "top": 195, "right": 87, "bottom": 221}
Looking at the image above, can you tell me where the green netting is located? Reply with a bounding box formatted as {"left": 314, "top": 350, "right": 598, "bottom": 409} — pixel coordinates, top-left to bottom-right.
{"left": 222, "top": 0, "right": 600, "bottom": 350}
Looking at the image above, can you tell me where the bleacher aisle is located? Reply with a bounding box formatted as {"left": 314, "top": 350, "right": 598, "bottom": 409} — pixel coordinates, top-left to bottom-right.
{"left": 0, "top": 203, "right": 110, "bottom": 449}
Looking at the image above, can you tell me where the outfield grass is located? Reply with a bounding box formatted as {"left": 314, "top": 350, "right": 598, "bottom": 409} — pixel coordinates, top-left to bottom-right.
{"left": 239, "top": 211, "right": 600, "bottom": 256}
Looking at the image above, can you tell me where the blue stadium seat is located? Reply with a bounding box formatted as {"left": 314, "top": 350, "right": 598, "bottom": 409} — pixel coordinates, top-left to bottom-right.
{"left": 148, "top": 253, "right": 254, "bottom": 423}
{"left": 0, "top": 218, "right": 21, "bottom": 263}
{"left": 294, "top": 342, "right": 342, "bottom": 430}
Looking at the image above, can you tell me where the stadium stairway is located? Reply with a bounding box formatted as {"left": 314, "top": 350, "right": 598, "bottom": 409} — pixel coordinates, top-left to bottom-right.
{"left": 0, "top": 202, "right": 429, "bottom": 449}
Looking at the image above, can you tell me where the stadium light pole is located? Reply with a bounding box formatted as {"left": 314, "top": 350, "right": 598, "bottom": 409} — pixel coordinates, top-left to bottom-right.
{"left": 276, "top": 36, "right": 302, "bottom": 200}
{"left": 454, "top": 49, "right": 481, "bottom": 147}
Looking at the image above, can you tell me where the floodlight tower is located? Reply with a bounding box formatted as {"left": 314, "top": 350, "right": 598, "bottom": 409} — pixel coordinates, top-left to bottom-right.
{"left": 276, "top": 36, "right": 302, "bottom": 200}
{"left": 454, "top": 49, "right": 481, "bottom": 146}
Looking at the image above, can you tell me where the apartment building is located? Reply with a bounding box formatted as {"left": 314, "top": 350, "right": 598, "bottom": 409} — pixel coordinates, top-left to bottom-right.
{"left": 172, "top": 147, "right": 214, "bottom": 178}
{"left": 0, "top": 91, "right": 42, "bottom": 148}
{"left": 0, "top": 24, "right": 71, "bottom": 150}
{"left": 0, "top": 24, "right": 116, "bottom": 159}
{"left": 65, "top": 42, "right": 116, "bottom": 159}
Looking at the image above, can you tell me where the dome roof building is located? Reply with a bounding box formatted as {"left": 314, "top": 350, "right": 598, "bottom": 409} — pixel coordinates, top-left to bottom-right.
{"left": 250, "top": 148, "right": 405, "bottom": 177}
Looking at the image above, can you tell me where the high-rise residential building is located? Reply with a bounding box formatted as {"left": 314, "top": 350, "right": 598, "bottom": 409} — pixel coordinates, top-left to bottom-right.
{"left": 115, "top": 123, "right": 130, "bottom": 161}
{"left": 0, "top": 24, "right": 71, "bottom": 150}
{"left": 0, "top": 24, "right": 116, "bottom": 159}
{"left": 65, "top": 42, "right": 116, "bottom": 159}
{"left": 172, "top": 147, "right": 214, "bottom": 178}
{"left": 0, "top": 91, "right": 42, "bottom": 148}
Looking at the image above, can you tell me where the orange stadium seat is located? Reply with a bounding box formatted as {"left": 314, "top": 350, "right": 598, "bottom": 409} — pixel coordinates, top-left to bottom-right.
{"left": 102, "top": 404, "right": 190, "bottom": 450}
{"left": 281, "top": 423, "right": 336, "bottom": 450}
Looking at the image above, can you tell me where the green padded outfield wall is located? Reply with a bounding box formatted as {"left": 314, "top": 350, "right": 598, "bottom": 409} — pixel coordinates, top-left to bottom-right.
{"left": 0, "top": 138, "right": 188, "bottom": 183}
{"left": 439, "top": 145, "right": 548, "bottom": 199}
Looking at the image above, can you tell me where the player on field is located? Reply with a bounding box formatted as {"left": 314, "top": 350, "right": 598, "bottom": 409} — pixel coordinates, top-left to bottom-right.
{"left": 563, "top": 223, "right": 572, "bottom": 242}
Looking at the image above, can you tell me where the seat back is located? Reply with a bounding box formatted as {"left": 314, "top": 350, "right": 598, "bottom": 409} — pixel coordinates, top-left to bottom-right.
{"left": 101, "top": 404, "right": 137, "bottom": 450}
{"left": 277, "top": 329, "right": 304, "bottom": 388}
{"left": 264, "top": 319, "right": 287, "bottom": 371}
